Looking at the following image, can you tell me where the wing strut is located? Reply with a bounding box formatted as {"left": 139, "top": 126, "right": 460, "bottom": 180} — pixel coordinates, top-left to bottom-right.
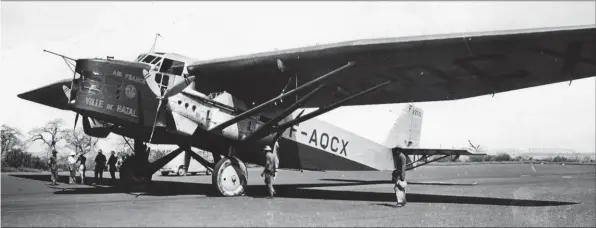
{"left": 271, "top": 80, "right": 393, "bottom": 133}
{"left": 208, "top": 62, "right": 356, "bottom": 133}
{"left": 406, "top": 155, "right": 451, "bottom": 171}
{"left": 243, "top": 84, "right": 326, "bottom": 141}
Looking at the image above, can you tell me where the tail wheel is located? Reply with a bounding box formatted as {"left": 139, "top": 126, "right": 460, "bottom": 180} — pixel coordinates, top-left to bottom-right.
{"left": 212, "top": 156, "right": 248, "bottom": 196}
{"left": 119, "top": 155, "right": 152, "bottom": 191}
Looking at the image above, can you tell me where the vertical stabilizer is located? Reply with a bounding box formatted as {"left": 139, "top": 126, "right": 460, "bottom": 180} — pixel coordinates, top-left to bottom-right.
{"left": 383, "top": 104, "right": 424, "bottom": 149}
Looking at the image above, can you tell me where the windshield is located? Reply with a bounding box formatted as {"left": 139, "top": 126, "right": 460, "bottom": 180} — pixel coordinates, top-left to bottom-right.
{"left": 159, "top": 58, "right": 185, "bottom": 76}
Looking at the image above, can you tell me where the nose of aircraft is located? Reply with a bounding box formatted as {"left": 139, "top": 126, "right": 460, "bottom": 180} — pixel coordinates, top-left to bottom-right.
{"left": 17, "top": 78, "right": 72, "bottom": 110}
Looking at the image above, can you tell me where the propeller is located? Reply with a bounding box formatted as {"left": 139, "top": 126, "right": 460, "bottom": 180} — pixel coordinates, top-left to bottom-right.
{"left": 147, "top": 76, "right": 195, "bottom": 144}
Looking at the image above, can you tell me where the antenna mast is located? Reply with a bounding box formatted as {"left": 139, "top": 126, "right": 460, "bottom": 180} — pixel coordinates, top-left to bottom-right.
{"left": 138, "top": 33, "right": 162, "bottom": 61}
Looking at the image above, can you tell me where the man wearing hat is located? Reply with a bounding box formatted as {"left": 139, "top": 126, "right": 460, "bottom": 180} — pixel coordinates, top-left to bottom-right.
{"left": 107, "top": 151, "right": 118, "bottom": 184}
{"left": 67, "top": 151, "right": 78, "bottom": 184}
{"left": 77, "top": 153, "right": 87, "bottom": 184}
{"left": 94, "top": 149, "right": 107, "bottom": 185}
{"left": 48, "top": 150, "right": 59, "bottom": 185}
{"left": 392, "top": 148, "right": 408, "bottom": 208}
{"left": 261, "top": 142, "right": 279, "bottom": 198}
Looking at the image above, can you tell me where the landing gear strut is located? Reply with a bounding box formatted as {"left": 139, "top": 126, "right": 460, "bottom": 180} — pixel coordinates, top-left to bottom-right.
{"left": 118, "top": 140, "right": 152, "bottom": 191}
{"left": 211, "top": 156, "right": 248, "bottom": 196}
{"left": 119, "top": 154, "right": 153, "bottom": 191}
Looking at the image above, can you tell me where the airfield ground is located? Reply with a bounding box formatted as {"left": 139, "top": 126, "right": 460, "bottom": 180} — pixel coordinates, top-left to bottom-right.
{"left": 2, "top": 164, "right": 595, "bottom": 227}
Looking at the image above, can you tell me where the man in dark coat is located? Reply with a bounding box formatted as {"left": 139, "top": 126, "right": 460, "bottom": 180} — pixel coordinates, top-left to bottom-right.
{"left": 107, "top": 151, "right": 118, "bottom": 183}
{"left": 94, "top": 150, "right": 107, "bottom": 184}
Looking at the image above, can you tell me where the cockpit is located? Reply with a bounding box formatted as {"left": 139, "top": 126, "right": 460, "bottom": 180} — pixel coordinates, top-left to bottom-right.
{"left": 134, "top": 52, "right": 194, "bottom": 97}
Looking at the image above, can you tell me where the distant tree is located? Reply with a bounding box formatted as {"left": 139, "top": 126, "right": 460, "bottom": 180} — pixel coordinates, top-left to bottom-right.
{"left": 3, "top": 148, "right": 46, "bottom": 170}
{"left": 1, "top": 125, "right": 24, "bottom": 158}
{"left": 116, "top": 136, "right": 135, "bottom": 157}
{"left": 552, "top": 155, "right": 570, "bottom": 163}
{"left": 149, "top": 149, "right": 169, "bottom": 163}
{"left": 494, "top": 153, "right": 512, "bottom": 162}
{"left": 64, "top": 128, "right": 100, "bottom": 155}
{"left": 28, "top": 119, "right": 67, "bottom": 158}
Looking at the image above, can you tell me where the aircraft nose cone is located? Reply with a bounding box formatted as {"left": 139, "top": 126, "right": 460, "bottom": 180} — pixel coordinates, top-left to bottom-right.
{"left": 18, "top": 78, "right": 72, "bottom": 110}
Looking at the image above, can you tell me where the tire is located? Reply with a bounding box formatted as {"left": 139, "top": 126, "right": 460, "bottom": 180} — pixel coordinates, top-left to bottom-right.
{"left": 177, "top": 167, "right": 186, "bottom": 176}
{"left": 211, "top": 157, "right": 248, "bottom": 196}
{"left": 119, "top": 155, "right": 152, "bottom": 192}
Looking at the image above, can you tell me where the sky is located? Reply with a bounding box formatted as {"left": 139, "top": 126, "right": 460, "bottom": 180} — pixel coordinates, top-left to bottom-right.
{"left": 1, "top": 1, "right": 595, "bottom": 155}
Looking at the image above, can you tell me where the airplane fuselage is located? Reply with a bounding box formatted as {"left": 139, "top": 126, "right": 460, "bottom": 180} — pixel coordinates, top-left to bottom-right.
{"left": 47, "top": 56, "right": 398, "bottom": 171}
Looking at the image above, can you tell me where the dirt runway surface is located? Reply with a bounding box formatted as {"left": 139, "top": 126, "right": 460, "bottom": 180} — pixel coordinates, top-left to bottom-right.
{"left": 2, "top": 164, "right": 595, "bottom": 227}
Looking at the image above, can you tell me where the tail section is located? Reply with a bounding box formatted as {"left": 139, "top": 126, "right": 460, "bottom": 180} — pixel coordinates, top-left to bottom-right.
{"left": 383, "top": 104, "right": 424, "bottom": 149}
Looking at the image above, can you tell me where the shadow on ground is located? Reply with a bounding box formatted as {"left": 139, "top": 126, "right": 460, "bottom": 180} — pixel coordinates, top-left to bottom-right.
{"left": 9, "top": 174, "right": 577, "bottom": 207}
{"left": 320, "top": 178, "right": 479, "bottom": 186}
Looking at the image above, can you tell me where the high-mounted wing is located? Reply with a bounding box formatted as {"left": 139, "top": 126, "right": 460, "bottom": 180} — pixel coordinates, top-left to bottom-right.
{"left": 187, "top": 25, "right": 595, "bottom": 109}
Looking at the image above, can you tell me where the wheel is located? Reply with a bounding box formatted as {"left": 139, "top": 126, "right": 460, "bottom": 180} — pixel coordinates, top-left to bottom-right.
{"left": 119, "top": 155, "right": 152, "bottom": 191}
{"left": 211, "top": 156, "right": 248, "bottom": 196}
{"left": 161, "top": 171, "right": 169, "bottom": 176}
{"left": 177, "top": 167, "right": 186, "bottom": 176}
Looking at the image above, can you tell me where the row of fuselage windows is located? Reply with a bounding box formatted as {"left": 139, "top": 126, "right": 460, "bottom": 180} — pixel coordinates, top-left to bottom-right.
{"left": 178, "top": 100, "right": 198, "bottom": 112}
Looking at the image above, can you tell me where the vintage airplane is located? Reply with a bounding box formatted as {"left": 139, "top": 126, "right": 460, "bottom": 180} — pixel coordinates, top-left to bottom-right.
{"left": 18, "top": 24, "right": 595, "bottom": 196}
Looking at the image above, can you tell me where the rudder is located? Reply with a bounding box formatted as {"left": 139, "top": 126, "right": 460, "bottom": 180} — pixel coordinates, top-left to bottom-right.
{"left": 382, "top": 104, "right": 424, "bottom": 149}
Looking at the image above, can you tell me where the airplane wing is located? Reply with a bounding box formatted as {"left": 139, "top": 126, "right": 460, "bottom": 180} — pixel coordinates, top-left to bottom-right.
{"left": 187, "top": 25, "right": 595, "bottom": 109}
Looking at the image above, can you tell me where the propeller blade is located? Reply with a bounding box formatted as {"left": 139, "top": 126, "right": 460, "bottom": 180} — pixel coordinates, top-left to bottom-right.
{"left": 163, "top": 76, "right": 195, "bottom": 99}
{"left": 74, "top": 113, "right": 80, "bottom": 130}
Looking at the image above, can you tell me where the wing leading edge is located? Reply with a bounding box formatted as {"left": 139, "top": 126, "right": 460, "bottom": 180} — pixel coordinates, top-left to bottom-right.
{"left": 188, "top": 25, "right": 596, "bottom": 109}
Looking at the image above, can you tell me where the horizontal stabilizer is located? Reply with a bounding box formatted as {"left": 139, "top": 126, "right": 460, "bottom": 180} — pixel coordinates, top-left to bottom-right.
{"left": 402, "top": 148, "right": 485, "bottom": 156}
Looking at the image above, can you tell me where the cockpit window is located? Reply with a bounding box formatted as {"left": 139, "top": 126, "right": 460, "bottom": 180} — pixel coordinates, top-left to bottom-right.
{"left": 141, "top": 55, "right": 157, "bottom": 64}
{"left": 159, "top": 58, "right": 185, "bottom": 76}
{"left": 150, "top": 57, "right": 162, "bottom": 64}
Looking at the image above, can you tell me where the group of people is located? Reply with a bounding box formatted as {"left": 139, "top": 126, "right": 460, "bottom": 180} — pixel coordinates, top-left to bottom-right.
{"left": 47, "top": 149, "right": 119, "bottom": 186}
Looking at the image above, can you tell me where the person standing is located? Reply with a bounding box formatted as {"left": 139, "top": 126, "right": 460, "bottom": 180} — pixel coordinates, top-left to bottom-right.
{"left": 261, "top": 143, "right": 279, "bottom": 198}
{"left": 392, "top": 148, "right": 408, "bottom": 207}
{"left": 48, "top": 150, "right": 59, "bottom": 185}
{"left": 77, "top": 153, "right": 87, "bottom": 184}
{"left": 67, "top": 151, "right": 77, "bottom": 184}
{"left": 94, "top": 150, "right": 107, "bottom": 185}
{"left": 107, "top": 151, "right": 118, "bottom": 184}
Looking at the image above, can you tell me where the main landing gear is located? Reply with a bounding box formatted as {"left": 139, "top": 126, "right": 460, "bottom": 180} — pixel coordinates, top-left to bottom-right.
{"left": 118, "top": 140, "right": 157, "bottom": 191}
{"left": 211, "top": 156, "right": 248, "bottom": 196}
{"left": 117, "top": 138, "right": 247, "bottom": 196}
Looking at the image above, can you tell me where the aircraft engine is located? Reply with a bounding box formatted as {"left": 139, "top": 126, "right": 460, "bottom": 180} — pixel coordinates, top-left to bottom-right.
{"left": 67, "top": 59, "right": 159, "bottom": 131}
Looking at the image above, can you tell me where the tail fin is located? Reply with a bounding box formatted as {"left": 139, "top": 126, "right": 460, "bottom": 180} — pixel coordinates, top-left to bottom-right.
{"left": 382, "top": 104, "right": 424, "bottom": 149}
